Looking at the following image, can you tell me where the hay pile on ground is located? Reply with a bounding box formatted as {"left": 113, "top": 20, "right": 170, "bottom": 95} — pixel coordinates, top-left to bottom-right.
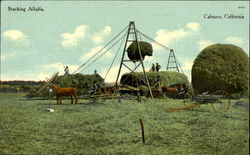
{"left": 192, "top": 44, "right": 249, "bottom": 95}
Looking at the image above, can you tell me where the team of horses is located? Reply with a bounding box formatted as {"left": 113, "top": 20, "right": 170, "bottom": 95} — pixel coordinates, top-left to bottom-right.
{"left": 49, "top": 83, "right": 187, "bottom": 104}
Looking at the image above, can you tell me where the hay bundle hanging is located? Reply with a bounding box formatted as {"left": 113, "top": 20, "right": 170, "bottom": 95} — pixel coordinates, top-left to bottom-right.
{"left": 127, "top": 41, "right": 153, "bottom": 61}
{"left": 192, "top": 44, "right": 249, "bottom": 95}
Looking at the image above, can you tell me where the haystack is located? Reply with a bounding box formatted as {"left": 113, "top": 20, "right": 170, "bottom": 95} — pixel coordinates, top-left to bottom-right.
{"left": 55, "top": 73, "right": 104, "bottom": 94}
{"left": 120, "top": 71, "right": 189, "bottom": 88}
{"left": 192, "top": 44, "right": 249, "bottom": 95}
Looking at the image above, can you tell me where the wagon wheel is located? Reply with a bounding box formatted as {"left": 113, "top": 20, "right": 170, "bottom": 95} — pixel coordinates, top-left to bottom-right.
{"left": 210, "top": 90, "right": 231, "bottom": 112}
{"left": 183, "top": 89, "right": 200, "bottom": 107}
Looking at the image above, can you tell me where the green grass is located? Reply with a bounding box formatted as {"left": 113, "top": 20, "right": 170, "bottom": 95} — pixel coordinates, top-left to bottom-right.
{"left": 0, "top": 93, "right": 249, "bottom": 154}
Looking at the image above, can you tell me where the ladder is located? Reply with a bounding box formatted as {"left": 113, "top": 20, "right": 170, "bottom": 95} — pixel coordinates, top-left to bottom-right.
{"left": 37, "top": 72, "right": 59, "bottom": 94}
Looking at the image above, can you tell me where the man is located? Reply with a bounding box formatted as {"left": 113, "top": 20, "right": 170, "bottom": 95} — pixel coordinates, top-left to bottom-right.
{"left": 88, "top": 83, "right": 98, "bottom": 95}
{"left": 150, "top": 63, "right": 155, "bottom": 72}
{"left": 64, "top": 66, "right": 69, "bottom": 75}
{"left": 156, "top": 63, "right": 161, "bottom": 72}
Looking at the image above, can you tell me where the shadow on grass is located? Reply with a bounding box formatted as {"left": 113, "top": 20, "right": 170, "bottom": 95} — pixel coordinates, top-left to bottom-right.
{"left": 82, "top": 101, "right": 107, "bottom": 106}
{"left": 37, "top": 101, "right": 108, "bottom": 106}
{"left": 38, "top": 103, "right": 80, "bottom": 106}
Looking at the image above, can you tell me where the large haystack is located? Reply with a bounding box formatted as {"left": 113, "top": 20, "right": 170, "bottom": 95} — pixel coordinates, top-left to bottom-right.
{"left": 55, "top": 73, "right": 104, "bottom": 95}
{"left": 192, "top": 44, "right": 249, "bottom": 95}
{"left": 120, "top": 71, "right": 190, "bottom": 88}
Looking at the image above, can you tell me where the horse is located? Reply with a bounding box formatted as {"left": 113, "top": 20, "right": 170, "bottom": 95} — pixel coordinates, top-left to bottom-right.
{"left": 100, "top": 86, "right": 116, "bottom": 94}
{"left": 161, "top": 86, "right": 178, "bottom": 98}
{"left": 161, "top": 83, "right": 186, "bottom": 99}
{"left": 50, "top": 84, "right": 78, "bottom": 104}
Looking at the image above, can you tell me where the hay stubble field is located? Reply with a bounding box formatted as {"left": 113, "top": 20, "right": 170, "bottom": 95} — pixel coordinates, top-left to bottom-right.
{"left": 0, "top": 93, "right": 249, "bottom": 154}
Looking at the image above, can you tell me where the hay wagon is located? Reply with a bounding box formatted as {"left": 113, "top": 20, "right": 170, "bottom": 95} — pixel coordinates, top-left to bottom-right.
{"left": 87, "top": 84, "right": 140, "bottom": 102}
{"left": 183, "top": 90, "right": 231, "bottom": 112}
{"left": 89, "top": 93, "right": 121, "bottom": 102}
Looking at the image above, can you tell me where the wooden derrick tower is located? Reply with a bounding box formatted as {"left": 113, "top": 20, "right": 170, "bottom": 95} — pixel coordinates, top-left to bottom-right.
{"left": 115, "top": 21, "right": 153, "bottom": 99}
{"left": 166, "top": 49, "right": 183, "bottom": 73}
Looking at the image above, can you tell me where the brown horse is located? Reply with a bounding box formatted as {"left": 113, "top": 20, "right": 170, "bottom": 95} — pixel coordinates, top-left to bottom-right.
{"left": 161, "top": 86, "right": 177, "bottom": 98}
{"left": 161, "top": 84, "right": 186, "bottom": 99}
{"left": 50, "top": 84, "right": 78, "bottom": 104}
{"left": 100, "top": 86, "right": 116, "bottom": 94}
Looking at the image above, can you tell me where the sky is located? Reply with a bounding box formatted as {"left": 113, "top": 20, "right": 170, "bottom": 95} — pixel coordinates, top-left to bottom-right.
{"left": 1, "top": 1, "right": 249, "bottom": 83}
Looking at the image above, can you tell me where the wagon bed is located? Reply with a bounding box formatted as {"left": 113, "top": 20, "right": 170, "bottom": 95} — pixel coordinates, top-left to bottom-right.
{"left": 192, "top": 94, "right": 223, "bottom": 103}
{"left": 184, "top": 90, "right": 231, "bottom": 112}
{"left": 166, "top": 90, "right": 231, "bottom": 112}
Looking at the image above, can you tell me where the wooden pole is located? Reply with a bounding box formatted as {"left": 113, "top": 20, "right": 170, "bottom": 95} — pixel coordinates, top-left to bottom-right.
{"left": 139, "top": 119, "right": 145, "bottom": 143}
{"left": 133, "top": 22, "right": 154, "bottom": 99}
{"left": 115, "top": 22, "right": 131, "bottom": 89}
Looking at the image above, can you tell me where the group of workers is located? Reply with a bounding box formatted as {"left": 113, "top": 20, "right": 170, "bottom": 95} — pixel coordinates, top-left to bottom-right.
{"left": 150, "top": 63, "right": 161, "bottom": 72}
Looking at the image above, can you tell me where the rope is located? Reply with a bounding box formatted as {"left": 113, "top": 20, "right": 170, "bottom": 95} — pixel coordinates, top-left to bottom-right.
{"left": 79, "top": 33, "right": 127, "bottom": 73}
{"left": 104, "top": 33, "right": 126, "bottom": 81}
{"left": 137, "top": 30, "right": 171, "bottom": 51}
{"left": 73, "top": 25, "right": 129, "bottom": 74}
{"left": 138, "top": 30, "right": 184, "bottom": 73}
{"left": 175, "top": 56, "right": 184, "bottom": 73}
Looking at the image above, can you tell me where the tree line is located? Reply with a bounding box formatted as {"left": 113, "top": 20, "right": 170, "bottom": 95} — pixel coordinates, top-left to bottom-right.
{"left": 1, "top": 80, "right": 45, "bottom": 86}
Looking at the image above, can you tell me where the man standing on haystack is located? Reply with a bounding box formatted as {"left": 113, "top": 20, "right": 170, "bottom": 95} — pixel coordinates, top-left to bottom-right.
{"left": 150, "top": 63, "right": 156, "bottom": 72}
{"left": 64, "top": 66, "right": 69, "bottom": 75}
{"left": 156, "top": 63, "right": 161, "bottom": 72}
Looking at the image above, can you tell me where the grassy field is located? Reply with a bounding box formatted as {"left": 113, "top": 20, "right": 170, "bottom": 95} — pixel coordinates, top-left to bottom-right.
{"left": 0, "top": 93, "right": 249, "bottom": 155}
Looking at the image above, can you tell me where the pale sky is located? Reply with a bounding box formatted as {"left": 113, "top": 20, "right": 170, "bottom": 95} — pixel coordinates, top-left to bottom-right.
{"left": 1, "top": 1, "right": 249, "bottom": 82}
